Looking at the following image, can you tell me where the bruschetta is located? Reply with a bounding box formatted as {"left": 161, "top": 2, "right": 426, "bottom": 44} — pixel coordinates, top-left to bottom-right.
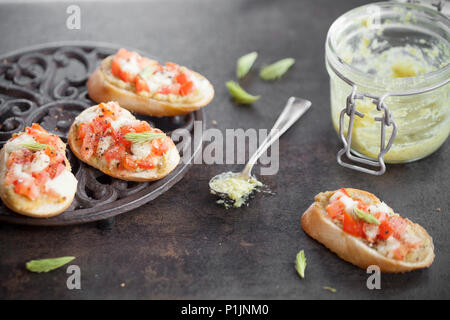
{"left": 67, "top": 101, "right": 180, "bottom": 181}
{"left": 0, "top": 124, "right": 78, "bottom": 218}
{"left": 301, "top": 188, "right": 434, "bottom": 273}
{"left": 87, "top": 48, "right": 214, "bottom": 117}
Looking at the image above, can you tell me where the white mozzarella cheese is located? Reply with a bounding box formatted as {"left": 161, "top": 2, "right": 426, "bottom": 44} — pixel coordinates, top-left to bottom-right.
{"left": 339, "top": 195, "right": 358, "bottom": 214}
{"left": 363, "top": 223, "right": 379, "bottom": 242}
{"left": 45, "top": 170, "right": 77, "bottom": 199}
{"left": 110, "top": 117, "right": 135, "bottom": 131}
{"left": 119, "top": 57, "right": 141, "bottom": 75}
{"left": 367, "top": 202, "right": 393, "bottom": 216}
{"left": 12, "top": 164, "right": 33, "bottom": 182}
{"left": 5, "top": 134, "right": 36, "bottom": 153}
{"left": 29, "top": 151, "right": 50, "bottom": 173}
{"left": 75, "top": 107, "right": 99, "bottom": 124}
{"left": 131, "top": 142, "right": 152, "bottom": 160}
{"left": 191, "top": 75, "right": 206, "bottom": 92}
{"left": 145, "top": 71, "right": 174, "bottom": 93}
{"left": 378, "top": 202, "right": 393, "bottom": 215}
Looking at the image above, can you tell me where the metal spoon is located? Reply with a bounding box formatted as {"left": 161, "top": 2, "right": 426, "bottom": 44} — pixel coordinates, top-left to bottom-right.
{"left": 209, "top": 96, "right": 312, "bottom": 205}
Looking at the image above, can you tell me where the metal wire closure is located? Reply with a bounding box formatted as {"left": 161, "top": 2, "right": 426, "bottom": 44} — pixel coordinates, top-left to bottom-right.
{"left": 327, "top": 59, "right": 450, "bottom": 175}
{"left": 337, "top": 86, "right": 398, "bottom": 175}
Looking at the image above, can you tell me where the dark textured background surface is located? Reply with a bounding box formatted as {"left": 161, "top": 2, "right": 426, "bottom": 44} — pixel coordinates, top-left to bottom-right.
{"left": 0, "top": 0, "right": 448, "bottom": 299}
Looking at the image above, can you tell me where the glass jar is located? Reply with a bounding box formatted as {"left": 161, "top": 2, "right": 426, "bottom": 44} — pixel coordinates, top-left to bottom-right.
{"left": 325, "top": 2, "right": 450, "bottom": 174}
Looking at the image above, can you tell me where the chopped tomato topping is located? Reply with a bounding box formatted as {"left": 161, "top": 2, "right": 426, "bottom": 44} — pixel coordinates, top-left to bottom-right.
{"left": 112, "top": 50, "right": 151, "bottom": 84}
{"left": 176, "top": 72, "right": 188, "bottom": 85}
{"left": 389, "top": 216, "right": 408, "bottom": 240}
{"left": 326, "top": 200, "right": 345, "bottom": 219}
{"left": 179, "top": 80, "right": 194, "bottom": 96}
{"left": 104, "top": 144, "right": 125, "bottom": 164}
{"left": 99, "top": 102, "right": 120, "bottom": 120}
{"left": 26, "top": 123, "right": 58, "bottom": 145}
{"left": 80, "top": 130, "right": 98, "bottom": 160}
{"left": 343, "top": 211, "right": 364, "bottom": 238}
{"left": 122, "top": 155, "right": 138, "bottom": 171}
{"left": 138, "top": 156, "right": 156, "bottom": 169}
{"left": 29, "top": 123, "right": 46, "bottom": 133}
{"left": 14, "top": 178, "right": 40, "bottom": 201}
{"left": 151, "top": 138, "right": 170, "bottom": 156}
{"left": 115, "top": 48, "right": 135, "bottom": 60}
{"left": 47, "top": 162, "right": 66, "bottom": 179}
{"left": 159, "top": 85, "right": 174, "bottom": 95}
{"left": 114, "top": 128, "right": 132, "bottom": 150}
{"left": 92, "top": 115, "right": 112, "bottom": 134}
{"left": 118, "top": 124, "right": 135, "bottom": 136}
{"left": 377, "top": 219, "right": 394, "bottom": 240}
{"left": 44, "top": 145, "right": 58, "bottom": 159}
{"left": 111, "top": 58, "right": 122, "bottom": 79}
{"left": 133, "top": 121, "right": 152, "bottom": 133}
{"left": 32, "top": 170, "right": 50, "bottom": 186}
{"left": 111, "top": 49, "right": 141, "bottom": 83}
{"left": 136, "top": 76, "right": 150, "bottom": 93}
{"left": 7, "top": 150, "right": 33, "bottom": 167}
{"left": 77, "top": 123, "right": 89, "bottom": 141}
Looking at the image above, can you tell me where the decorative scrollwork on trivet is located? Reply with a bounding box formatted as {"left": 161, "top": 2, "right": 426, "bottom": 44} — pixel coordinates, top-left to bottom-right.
{"left": 0, "top": 42, "right": 204, "bottom": 226}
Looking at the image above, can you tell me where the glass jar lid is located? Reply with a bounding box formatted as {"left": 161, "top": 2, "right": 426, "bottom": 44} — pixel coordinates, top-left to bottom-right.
{"left": 326, "top": 1, "right": 450, "bottom": 95}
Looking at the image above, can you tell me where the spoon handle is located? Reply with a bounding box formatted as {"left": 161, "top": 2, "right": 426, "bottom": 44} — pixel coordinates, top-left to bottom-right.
{"left": 242, "top": 97, "right": 312, "bottom": 176}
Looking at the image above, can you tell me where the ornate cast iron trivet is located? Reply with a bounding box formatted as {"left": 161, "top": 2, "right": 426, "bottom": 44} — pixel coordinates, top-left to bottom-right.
{"left": 0, "top": 42, "right": 204, "bottom": 226}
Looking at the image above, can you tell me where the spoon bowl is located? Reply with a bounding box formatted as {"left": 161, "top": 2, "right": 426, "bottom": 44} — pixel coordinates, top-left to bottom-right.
{"left": 209, "top": 97, "right": 312, "bottom": 207}
{"left": 209, "top": 171, "right": 262, "bottom": 207}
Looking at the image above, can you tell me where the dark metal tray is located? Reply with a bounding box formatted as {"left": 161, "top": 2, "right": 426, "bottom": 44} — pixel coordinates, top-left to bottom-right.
{"left": 0, "top": 42, "right": 203, "bottom": 226}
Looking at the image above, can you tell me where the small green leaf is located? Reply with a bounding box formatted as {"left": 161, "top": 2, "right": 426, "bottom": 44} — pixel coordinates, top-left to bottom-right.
{"left": 353, "top": 207, "right": 380, "bottom": 225}
{"left": 295, "top": 250, "right": 307, "bottom": 279}
{"left": 225, "top": 81, "right": 260, "bottom": 104}
{"left": 26, "top": 257, "right": 75, "bottom": 273}
{"left": 323, "top": 286, "right": 337, "bottom": 293}
{"left": 20, "top": 142, "right": 52, "bottom": 152}
{"left": 236, "top": 51, "right": 258, "bottom": 79}
{"left": 125, "top": 132, "right": 166, "bottom": 144}
{"left": 259, "top": 58, "right": 295, "bottom": 80}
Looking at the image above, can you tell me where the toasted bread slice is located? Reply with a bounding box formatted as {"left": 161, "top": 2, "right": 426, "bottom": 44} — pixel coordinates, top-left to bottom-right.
{"left": 301, "top": 188, "right": 434, "bottom": 273}
{"left": 68, "top": 102, "right": 180, "bottom": 182}
{"left": 87, "top": 55, "right": 214, "bottom": 117}
{"left": 0, "top": 131, "right": 77, "bottom": 218}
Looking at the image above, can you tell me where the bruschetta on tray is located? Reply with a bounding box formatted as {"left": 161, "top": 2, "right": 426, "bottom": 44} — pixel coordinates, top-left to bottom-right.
{"left": 301, "top": 188, "right": 434, "bottom": 273}
{"left": 87, "top": 48, "right": 214, "bottom": 117}
{"left": 0, "top": 124, "right": 78, "bottom": 218}
{"left": 68, "top": 101, "right": 180, "bottom": 181}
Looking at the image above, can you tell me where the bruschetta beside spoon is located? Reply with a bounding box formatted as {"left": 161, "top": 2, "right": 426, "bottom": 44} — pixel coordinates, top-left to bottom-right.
{"left": 301, "top": 188, "right": 435, "bottom": 273}
{"left": 0, "top": 124, "right": 78, "bottom": 218}
{"left": 67, "top": 101, "right": 180, "bottom": 181}
{"left": 87, "top": 48, "right": 214, "bottom": 117}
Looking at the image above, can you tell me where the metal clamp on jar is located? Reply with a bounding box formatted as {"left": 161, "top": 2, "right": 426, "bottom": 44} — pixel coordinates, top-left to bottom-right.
{"left": 325, "top": 2, "right": 450, "bottom": 175}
